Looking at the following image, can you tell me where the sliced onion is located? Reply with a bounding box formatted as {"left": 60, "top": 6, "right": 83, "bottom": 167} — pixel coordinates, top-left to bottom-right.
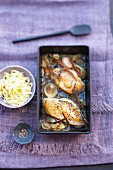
{"left": 64, "top": 81, "right": 72, "bottom": 88}
{"left": 62, "top": 57, "right": 72, "bottom": 68}
{"left": 74, "top": 64, "right": 86, "bottom": 79}
{"left": 57, "top": 123, "right": 66, "bottom": 131}
{"left": 44, "top": 83, "right": 58, "bottom": 98}
{"left": 41, "top": 121, "right": 51, "bottom": 130}
{"left": 76, "top": 60, "right": 84, "bottom": 66}
{"left": 53, "top": 54, "right": 60, "bottom": 60}
{"left": 72, "top": 54, "right": 81, "bottom": 61}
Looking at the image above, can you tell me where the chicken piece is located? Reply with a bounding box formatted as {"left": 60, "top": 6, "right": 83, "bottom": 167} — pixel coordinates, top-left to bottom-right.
{"left": 44, "top": 98, "right": 84, "bottom": 126}
{"left": 43, "top": 98, "right": 64, "bottom": 120}
{"left": 51, "top": 68, "right": 84, "bottom": 94}
{"left": 61, "top": 98, "right": 84, "bottom": 126}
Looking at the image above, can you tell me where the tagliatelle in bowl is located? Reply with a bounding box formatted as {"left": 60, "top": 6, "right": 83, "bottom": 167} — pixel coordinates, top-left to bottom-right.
{"left": 0, "top": 70, "right": 32, "bottom": 106}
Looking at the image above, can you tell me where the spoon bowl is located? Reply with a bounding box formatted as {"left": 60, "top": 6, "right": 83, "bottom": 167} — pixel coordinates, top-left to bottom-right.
{"left": 70, "top": 24, "right": 92, "bottom": 36}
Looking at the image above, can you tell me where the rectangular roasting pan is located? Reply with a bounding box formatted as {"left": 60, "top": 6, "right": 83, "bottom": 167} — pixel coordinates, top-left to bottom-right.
{"left": 37, "top": 46, "right": 91, "bottom": 134}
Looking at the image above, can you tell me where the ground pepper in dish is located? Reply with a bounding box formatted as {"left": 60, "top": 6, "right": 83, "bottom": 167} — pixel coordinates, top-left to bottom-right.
{"left": 18, "top": 128, "right": 28, "bottom": 138}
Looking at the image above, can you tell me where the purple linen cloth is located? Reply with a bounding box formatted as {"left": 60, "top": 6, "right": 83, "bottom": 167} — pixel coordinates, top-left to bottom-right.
{"left": 0, "top": 0, "right": 113, "bottom": 168}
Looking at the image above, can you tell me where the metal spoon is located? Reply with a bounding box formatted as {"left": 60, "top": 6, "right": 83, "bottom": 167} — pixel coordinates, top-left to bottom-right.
{"left": 12, "top": 24, "right": 92, "bottom": 43}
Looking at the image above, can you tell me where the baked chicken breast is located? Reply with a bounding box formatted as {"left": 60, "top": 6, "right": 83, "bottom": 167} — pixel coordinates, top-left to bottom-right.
{"left": 50, "top": 68, "right": 85, "bottom": 94}
{"left": 44, "top": 98, "right": 84, "bottom": 126}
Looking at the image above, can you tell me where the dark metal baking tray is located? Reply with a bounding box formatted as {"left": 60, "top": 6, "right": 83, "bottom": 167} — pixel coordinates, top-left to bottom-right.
{"left": 37, "top": 46, "right": 91, "bottom": 134}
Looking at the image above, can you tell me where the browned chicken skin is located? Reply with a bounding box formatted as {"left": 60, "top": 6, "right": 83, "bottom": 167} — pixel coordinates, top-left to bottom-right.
{"left": 44, "top": 98, "right": 84, "bottom": 126}
{"left": 50, "top": 68, "right": 85, "bottom": 94}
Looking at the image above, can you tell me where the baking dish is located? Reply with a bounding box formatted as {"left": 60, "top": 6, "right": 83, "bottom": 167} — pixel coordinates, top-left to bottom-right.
{"left": 37, "top": 46, "right": 91, "bottom": 134}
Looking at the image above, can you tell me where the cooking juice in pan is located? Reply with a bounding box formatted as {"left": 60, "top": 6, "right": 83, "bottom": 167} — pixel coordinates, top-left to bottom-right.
{"left": 38, "top": 46, "right": 91, "bottom": 134}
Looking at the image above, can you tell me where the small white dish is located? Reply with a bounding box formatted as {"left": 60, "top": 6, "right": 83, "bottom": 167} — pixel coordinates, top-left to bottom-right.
{"left": 0, "top": 65, "right": 36, "bottom": 108}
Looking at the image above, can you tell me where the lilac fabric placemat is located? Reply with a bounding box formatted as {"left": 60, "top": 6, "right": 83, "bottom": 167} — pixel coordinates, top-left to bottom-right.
{"left": 0, "top": 0, "right": 113, "bottom": 168}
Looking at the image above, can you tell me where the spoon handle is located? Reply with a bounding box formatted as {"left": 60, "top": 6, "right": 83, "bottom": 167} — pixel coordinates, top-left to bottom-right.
{"left": 12, "top": 30, "right": 69, "bottom": 43}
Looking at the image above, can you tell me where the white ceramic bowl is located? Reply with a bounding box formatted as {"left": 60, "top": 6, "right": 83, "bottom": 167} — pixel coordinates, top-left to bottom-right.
{"left": 0, "top": 65, "right": 36, "bottom": 108}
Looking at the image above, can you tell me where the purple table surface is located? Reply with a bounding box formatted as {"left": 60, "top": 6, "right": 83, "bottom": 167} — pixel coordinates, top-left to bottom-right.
{"left": 0, "top": 0, "right": 113, "bottom": 168}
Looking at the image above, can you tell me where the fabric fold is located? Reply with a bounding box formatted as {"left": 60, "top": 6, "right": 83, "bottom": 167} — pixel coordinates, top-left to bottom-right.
{"left": 0, "top": 0, "right": 113, "bottom": 168}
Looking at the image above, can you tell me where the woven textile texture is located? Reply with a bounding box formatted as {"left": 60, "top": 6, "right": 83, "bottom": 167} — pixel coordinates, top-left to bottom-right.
{"left": 0, "top": 0, "right": 113, "bottom": 168}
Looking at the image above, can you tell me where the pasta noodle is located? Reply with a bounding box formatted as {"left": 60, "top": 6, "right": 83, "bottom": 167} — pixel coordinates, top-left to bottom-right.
{"left": 0, "top": 70, "right": 32, "bottom": 106}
